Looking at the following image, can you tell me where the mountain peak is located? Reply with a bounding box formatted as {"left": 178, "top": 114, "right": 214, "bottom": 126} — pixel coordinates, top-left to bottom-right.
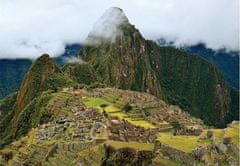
{"left": 85, "top": 7, "right": 129, "bottom": 44}
{"left": 14, "top": 54, "right": 59, "bottom": 116}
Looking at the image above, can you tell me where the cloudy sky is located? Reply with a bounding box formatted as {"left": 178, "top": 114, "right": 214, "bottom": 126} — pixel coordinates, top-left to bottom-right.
{"left": 0, "top": 0, "right": 239, "bottom": 58}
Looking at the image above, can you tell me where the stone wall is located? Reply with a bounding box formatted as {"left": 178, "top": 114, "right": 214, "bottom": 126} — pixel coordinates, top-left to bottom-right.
{"left": 58, "top": 141, "right": 96, "bottom": 151}
{"left": 154, "top": 140, "right": 195, "bottom": 166}
{"left": 102, "top": 144, "right": 154, "bottom": 166}
{"left": 108, "top": 118, "right": 158, "bottom": 143}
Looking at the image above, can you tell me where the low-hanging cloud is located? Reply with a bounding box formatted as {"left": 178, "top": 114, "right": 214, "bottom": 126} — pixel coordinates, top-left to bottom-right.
{"left": 64, "top": 56, "right": 85, "bottom": 64}
{"left": 85, "top": 7, "right": 129, "bottom": 45}
{"left": 0, "top": 0, "right": 239, "bottom": 59}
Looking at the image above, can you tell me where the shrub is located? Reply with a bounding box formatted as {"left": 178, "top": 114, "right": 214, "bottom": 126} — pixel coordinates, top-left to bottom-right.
{"left": 122, "top": 103, "right": 132, "bottom": 113}
{"left": 170, "top": 120, "right": 181, "bottom": 129}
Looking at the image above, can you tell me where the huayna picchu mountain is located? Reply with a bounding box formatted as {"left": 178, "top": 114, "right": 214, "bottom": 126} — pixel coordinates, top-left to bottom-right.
{"left": 78, "top": 7, "right": 238, "bottom": 127}
{"left": 0, "top": 7, "right": 239, "bottom": 166}
{"left": 0, "top": 54, "right": 77, "bottom": 145}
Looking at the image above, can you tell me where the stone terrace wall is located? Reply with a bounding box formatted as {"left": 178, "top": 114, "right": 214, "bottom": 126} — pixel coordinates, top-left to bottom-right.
{"left": 58, "top": 141, "right": 96, "bottom": 151}
{"left": 154, "top": 140, "right": 195, "bottom": 166}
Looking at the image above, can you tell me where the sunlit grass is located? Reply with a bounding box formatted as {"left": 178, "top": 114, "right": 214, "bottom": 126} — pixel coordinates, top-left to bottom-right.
{"left": 225, "top": 124, "right": 239, "bottom": 148}
{"left": 83, "top": 97, "right": 156, "bottom": 128}
{"left": 211, "top": 129, "right": 224, "bottom": 143}
{"left": 157, "top": 132, "right": 211, "bottom": 153}
{"left": 84, "top": 97, "right": 111, "bottom": 109}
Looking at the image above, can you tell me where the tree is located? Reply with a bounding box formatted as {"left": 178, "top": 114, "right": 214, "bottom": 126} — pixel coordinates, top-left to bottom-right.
{"left": 170, "top": 120, "right": 181, "bottom": 129}
{"left": 122, "top": 103, "right": 132, "bottom": 113}
{"left": 100, "top": 104, "right": 108, "bottom": 112}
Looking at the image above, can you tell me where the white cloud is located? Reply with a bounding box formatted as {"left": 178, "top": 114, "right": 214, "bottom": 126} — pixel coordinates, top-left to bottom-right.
{"left": 64, "top": 56, "right": 85, "bottom": 64}
{"left": 85, "top": 7, "right": 129, "bottom": 45}
{"left": 0, "top": 0, "right": 239, "bottom": 58}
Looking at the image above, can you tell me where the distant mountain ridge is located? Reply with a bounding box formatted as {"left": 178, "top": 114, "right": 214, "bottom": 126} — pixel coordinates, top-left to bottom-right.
{"left": 0, "top": 39, "right": 238, "bottom": 100}
{"left": 0, "top": 44, "right": 81, "bottom": 99}
{"left": 158, "top": 39, "right": 239, "bottom": 89}
{"left": 184, "top": 43, "right": 239, "bottom": 89}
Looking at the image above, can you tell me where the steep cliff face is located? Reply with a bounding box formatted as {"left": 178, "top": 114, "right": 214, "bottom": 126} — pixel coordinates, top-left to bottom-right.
{"left": 148, "top": 45, "right": 235, "bottom": 127}
{"left": 81, "top": 7, "right": 162, "bottom": 97}
{"left": 7, "top": 54, "right": 76, "bottom": 139}
{"left": 79, "top": 8, "right": 238, "bottom": 127}
{"left": 14, "top": 54, "right": 59, "bottom": 115}
{"left": 63, "top": 63, "right": 97, "bottom": 85}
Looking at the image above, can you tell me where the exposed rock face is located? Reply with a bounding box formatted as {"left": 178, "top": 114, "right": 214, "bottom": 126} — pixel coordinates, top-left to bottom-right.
{"left": 14, "top": 54, "right": 60, "bottom": 116}
{"left": 79, "top": 8, "right": 238, "bottom": 127}
{"left": 80, "top": 8, "right": 162, "bottom": 98}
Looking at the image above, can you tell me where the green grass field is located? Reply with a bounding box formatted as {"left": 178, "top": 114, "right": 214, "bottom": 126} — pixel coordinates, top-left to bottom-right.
{"left": 84, "top": 97, "right": 156, "bottom": 128}
{"left": 157, "top": 131, "right": 211, "bottom": 153}
{"left": 225, "top": 123, "right": 239, "bottom": 148}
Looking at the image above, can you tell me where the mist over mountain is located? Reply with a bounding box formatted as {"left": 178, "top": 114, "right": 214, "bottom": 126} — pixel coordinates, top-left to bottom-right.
{"left": 0, "top": 0, "right": 238, "bottom": 59}
{"left": 0, "top": 44, "right": 81, "bottom": 99}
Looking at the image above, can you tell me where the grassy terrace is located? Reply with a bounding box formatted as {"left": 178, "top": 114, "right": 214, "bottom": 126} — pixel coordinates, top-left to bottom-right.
{"left": 211, "top": 129, "right": 225, "bottom": 143}
{"left": 225, "top": 123, "right": 239, "bottom": 148}
{"left": 157, "top": 131, "right": 211, "bottom": 153}
{"left": 84, "top": 97, "right": 156, "bottom": 128}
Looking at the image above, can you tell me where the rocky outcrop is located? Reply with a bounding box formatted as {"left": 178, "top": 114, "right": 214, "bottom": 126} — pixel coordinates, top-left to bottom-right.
{"left": 80, "top": 8, "right": 162, "bottom": 98}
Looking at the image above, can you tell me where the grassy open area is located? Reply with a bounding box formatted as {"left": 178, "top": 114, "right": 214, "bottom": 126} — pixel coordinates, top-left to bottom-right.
{"left": 84, "top": 97, "right": 156, "bottom": 128}
{"left": 157, "top": 132, "right": 211, "bottom": 153}
{"left": 225, "top": 124, "right": 239, "bottom": 148}
{"left": 211, "top": 129, "right": 224, "bottom": 143}
{"left": 105, "top": 140, "right": 154, "bottom": 151}
{"left": 84, "top": 97, "right": 111, "bottom": 109}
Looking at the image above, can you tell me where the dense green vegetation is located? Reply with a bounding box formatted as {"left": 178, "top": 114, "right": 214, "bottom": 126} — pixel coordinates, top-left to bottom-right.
{"left": 0, "top": 92, "right": 17, "bottom": 117}
{"left": 0, "top": 55, "right": 78, "bottom": 147}
{"left": 63, "top": 63, "right": 97, "bottom": 85}
{"left": 151, "top": 46, "right": 238, "bottom": 127}
{"left": 184, "top": 43, "right": 239, "bottom": 89}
